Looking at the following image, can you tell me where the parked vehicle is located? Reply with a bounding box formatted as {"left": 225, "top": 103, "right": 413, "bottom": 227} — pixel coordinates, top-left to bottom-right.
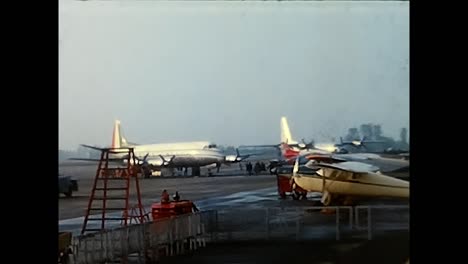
{"left": 59, "top": 175, "right": 78, "bottom": 197}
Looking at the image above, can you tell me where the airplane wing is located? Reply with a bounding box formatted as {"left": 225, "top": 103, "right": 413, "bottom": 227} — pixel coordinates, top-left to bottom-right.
{"left": 331, "top": 153, "right": 409, "bottom": 173}
{"left": 308, "top": 161, "right": 380, "bottom": 174}
{"left": 305, "top": 154, "right": 347, "bottom": 163}
{"left": 80, "top": 144, "right": 103, "bottom": 151}
{"left": 239, "top": 144, "right": 279, "bottom": 148}
{"left": 79, "top": 144, "right": 132, "bottom": 153}
{"left": 240, "top": 151, "right": 276, "bottom": 159}
{"left": 334, "top": 153, "right": 380, "bottom": 160}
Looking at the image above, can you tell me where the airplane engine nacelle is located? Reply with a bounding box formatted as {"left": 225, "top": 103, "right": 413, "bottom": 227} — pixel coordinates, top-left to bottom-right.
{"left": 146, "top": 159, "right": 164, "bottom": 166}
{"left": 225, "top": 155, "right": 238, "bottom": 162}
{"left": 122, "top": 159, "right": 137, "bottom": 165}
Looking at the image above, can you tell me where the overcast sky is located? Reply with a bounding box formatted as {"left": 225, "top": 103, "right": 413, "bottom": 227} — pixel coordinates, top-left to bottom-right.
{"left": 59, "top": 0, "right": 409, "bottom": 150}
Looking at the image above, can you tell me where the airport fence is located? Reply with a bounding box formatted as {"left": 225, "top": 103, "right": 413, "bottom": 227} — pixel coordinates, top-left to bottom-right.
{"left": 69, "top": 205, "right": 408, "bottom": 263}
{"left": 71, "top": 210, "right": 217, "bottom": 264}
{"left": 209, "top": 205, "right": 410, "bottom": 242}
{"left": 353, "top": 205, "right": 410, "bottom": 240}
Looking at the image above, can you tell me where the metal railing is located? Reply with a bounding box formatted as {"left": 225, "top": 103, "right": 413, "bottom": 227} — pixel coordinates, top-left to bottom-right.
{"left": 212, "top": 206, "right": 353, "bottom": 242}
{"left": 354, "top": 205, "right": 409, "bottom": 240}
{"left": 72, "top": 210, "right": 216, "bottom": 264}
{"left": 211, "top": 205, "right": 409, "bottom": 242}
{"left": 69, "top": 205, "right": 408, "bottom": 263}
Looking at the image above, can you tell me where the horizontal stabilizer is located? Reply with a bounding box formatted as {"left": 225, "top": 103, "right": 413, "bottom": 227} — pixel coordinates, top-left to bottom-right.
{"left": 239, "top": 151, "right": 272, "bottom": 158}
{"left": 80, "top": 144, "right": 132, "bottom": 153}
{"left": 80, "top": 144, "right": 104, "bottom": 151}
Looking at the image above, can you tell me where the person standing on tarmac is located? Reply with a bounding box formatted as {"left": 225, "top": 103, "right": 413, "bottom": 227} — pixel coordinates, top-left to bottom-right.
{"left": 173, "top": 191, "right": 180, "bottom": 201}
{"left": 246, "top": 162, "right": 253, "bottom": 176}
{"left": 254, "top": 162, "right": 261, "bottom": 175}
{"left": 161, "top": 189, "right": 170, "bottom": 203}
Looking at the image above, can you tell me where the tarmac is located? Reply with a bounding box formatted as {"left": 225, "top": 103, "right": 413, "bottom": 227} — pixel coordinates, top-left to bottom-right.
{"left": 59, "top": 161, "right": 277, "bottom": 221}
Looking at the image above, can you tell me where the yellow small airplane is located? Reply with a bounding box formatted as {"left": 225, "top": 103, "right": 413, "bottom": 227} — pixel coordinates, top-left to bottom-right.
{"left": 290, "top": 159, "right": 409, "bottom": 206}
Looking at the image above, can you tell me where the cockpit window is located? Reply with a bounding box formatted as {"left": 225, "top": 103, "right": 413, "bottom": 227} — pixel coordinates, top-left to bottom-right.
{"left": 208, "top": 144, "right": 217, "bottom": 148}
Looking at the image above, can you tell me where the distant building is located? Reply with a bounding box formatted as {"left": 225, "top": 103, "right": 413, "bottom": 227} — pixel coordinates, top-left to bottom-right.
{"left": 344, "top": 128, "right": 360, "bottom": 141}
{"left": 400, "top": 128, "right": 408, "bottom": 144}
{"left": 340, "top": 123, "right": 405, "bottom": 153}
{"left": 373, "top": 124, "right": 382, "bottom": 140}
{"left": 360, "top": 124, "right": 373, "bottom": 139}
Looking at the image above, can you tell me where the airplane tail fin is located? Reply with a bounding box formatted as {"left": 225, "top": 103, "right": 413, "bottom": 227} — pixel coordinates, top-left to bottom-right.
{"left": 111, "top": 120, "right": 130, "bottom": 148}
{"left": 280, "top": 116, "right": 298, "bottom": 144}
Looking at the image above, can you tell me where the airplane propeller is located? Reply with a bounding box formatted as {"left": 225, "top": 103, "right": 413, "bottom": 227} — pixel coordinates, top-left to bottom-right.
{"left": 321, "top": 170, "right": 327, "bottom": 199}
{"left": 339, "top": 137, "right": 368, "bottom": 150}
{"left": 236, "top": 148, "right": 242, "bottom": 161}
{"left": 300, "top": 138, "right": 315, "bottom": 150}
{"left": 314, "top": 168, "right": 330, "bottom": 205}
{"left": 293, "top": 156, "right": 299, "bottom": 177}
{"left": 235, "top": 148, "right": 252, "bottom": 161}
{"left": 159, "top": 155, "right": 176, "bottom": 166}
{"left": 135, "top": 153, "right": 149, "bottom": 165}
{"left": 289, "top": 157, "right": 300, "bottom": 193}
{"left": 225, "top": 148, "right": 257, "bottom": 163}
{"left": 359, "top": 137, "right": 369, "bottom": 150}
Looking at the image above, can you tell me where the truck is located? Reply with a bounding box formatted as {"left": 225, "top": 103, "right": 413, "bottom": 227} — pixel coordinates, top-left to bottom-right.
{"left": 58, "top": 175, "right": 78, "bottom": 197}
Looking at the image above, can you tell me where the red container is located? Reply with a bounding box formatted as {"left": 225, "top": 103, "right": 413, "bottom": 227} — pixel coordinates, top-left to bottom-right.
{"left": 151, "top": 201, "right": 195, "bottom": 220}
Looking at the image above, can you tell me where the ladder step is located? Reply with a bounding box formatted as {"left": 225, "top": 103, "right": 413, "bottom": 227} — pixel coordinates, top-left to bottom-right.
{"left": 93, "top": 197, "right": 127, "bottom": 200}
{"left": 89, "top": 207, "right": 127, "bottom": 211}
{"left": 87, "top": 217, "right": 127, "bottom": 221}
{"left": 95, "top": 188, "right": 127, "bottom": 191}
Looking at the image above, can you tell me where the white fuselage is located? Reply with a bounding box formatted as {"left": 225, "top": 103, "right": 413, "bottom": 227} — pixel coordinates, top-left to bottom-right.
{"left": 117, "top": 141, "right": 225, "bottom": 168}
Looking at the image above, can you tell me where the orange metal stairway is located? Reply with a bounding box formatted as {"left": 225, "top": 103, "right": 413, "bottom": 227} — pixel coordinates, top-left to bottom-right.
{"left": 81, "top": 147, "right": 145, "bottom": 234}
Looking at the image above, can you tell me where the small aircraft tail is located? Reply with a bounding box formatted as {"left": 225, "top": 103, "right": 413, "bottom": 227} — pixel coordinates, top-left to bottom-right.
{"left": 111, "top": 120, "right": 130, "bottom": 148}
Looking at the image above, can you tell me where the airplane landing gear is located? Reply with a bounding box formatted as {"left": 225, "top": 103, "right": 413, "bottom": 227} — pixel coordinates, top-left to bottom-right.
{"left": 290, "top": 181, "right": 307, "bottom": 200}
{"left": 292, "top": 189, "right": 307, "bottom": 200}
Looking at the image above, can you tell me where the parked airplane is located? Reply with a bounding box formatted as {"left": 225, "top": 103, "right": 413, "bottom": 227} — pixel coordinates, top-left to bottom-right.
{"left": 75, "top": 120, "right": 250, "bottom": 176}
{"left": 290, "top": 158, "right": 409, "bottom": 206}
{"left": 269, "top": 119, "right": 409, "bottom": 201}
{"left": 240, "top": 116, "right": 336, "bottom": 154}
{"left": 334, "top": 136, "right": 386, "bottom": 153}
{"left": 271, "top": 117, "right": 409, "bottom": 173}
